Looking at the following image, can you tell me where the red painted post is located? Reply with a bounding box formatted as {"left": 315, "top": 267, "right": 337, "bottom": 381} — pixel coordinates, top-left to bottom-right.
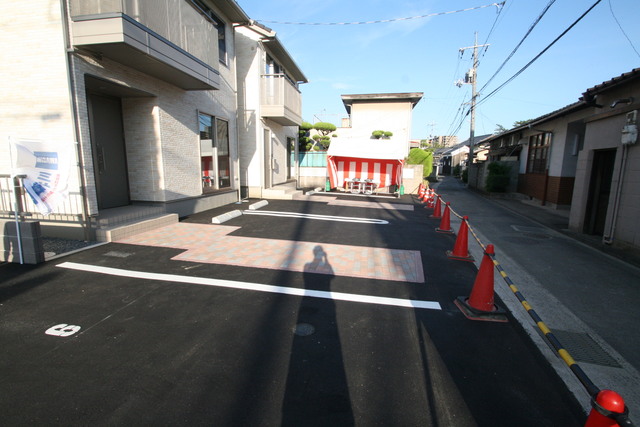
{"left": 584, "top": 390, "right": 628, "bottom": 427}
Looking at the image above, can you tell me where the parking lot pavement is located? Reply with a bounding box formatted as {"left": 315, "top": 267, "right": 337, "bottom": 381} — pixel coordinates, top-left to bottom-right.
{"left": 0, "top": 196, "right": 585, "bottom": 426}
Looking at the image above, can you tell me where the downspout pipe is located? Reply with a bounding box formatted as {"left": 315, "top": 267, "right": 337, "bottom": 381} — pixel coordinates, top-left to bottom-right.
{"left": 60, "top": 0, "right": 92, "bottom": 241}
{"left": 603, "top": 144, "right": 628, "bottom": 245}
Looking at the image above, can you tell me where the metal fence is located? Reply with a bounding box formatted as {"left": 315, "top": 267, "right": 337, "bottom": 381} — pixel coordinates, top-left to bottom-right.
{"left": 292, "top": 151, "right": 327, "bottom": 167}
{"left": 0, "top": 175, "right": 85, "bottom": 224}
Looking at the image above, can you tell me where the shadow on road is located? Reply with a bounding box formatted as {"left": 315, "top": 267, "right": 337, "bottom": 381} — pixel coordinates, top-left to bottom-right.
{"left": 281, "top": 245, "right": 354, "bottom": 425}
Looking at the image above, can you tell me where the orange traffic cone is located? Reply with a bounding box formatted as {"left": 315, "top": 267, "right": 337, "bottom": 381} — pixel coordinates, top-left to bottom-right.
{"left": 436, "top": 202, "right": 454, "bottom": 233}
{"left": 429, "top": 195, "right": 442, "bottom": 217}
{"left": 454, "top": 244, "right": 507, "bottom": 322}
{"left": 418, "top": 183, "right": 425, "bottom": 198}
{"left": 421, "top": 189, "right": 429, "bottom": 203}
{"left": 427, "top": 189, "right": 435, "bottom": 207}
{"left": 447, "top": 216, "right": 474, "bottom": 261}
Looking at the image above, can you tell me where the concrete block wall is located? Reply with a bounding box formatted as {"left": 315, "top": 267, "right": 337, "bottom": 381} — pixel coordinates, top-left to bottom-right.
{"left": 1, "top": 220, "right": 45, "bottom": 264}
{"left": 403, "top": 165, "right": 424, "bottom": 194}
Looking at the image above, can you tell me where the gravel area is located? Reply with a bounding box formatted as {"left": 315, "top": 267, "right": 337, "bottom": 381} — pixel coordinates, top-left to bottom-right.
{"left": 43, "top": 238, "right": 99, "bottom": 258}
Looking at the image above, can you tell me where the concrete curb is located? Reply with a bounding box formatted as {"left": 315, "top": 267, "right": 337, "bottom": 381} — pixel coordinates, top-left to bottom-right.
{"left": 211, "top": 209, "right": 243, "bottom": 224}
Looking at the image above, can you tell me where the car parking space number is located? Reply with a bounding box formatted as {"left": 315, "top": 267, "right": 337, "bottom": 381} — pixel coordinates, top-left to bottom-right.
{"left": 45, "top": 324, "right": 81, "bottom": 337}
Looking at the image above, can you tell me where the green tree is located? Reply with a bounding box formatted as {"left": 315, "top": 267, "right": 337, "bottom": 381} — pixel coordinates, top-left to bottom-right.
{"left": 513, "top": 119, "right": 533, "bottom": 128}
{"left": 313, "top": 122, "right": 337, "bottom": 136}
{"left": 310, "top": 122, "right": 337, "bottom": 151}
{"left": 372, "top": 130, "right": 393, "bottom": 139}
{"left": 298, "top": 121, "right": 313, "bottom": 151}
{"left": 494, "top": 124, "right": 507, "bottom": 134}
{"left": 406, "top": 148, "right": 434, "bottom": 178}
{"left": 485, "top": 162, "right": 511, "bottom": 192}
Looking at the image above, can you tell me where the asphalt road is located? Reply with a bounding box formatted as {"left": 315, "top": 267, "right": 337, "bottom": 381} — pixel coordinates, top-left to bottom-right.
{"left": 0, "top": 195, "right": 585, "bottom": 426}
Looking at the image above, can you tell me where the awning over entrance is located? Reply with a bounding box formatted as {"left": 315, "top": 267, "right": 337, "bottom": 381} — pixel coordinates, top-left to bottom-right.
{"left": 326, "top": 139, "right": 406, "bottom": 190}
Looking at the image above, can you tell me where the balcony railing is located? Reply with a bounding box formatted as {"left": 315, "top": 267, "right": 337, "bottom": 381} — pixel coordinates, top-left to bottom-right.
{"left": 260, "top": 74, "right": 303, "bottom": 126}
{"left": 69, "top": 0, "right": 220, "bottom": 90}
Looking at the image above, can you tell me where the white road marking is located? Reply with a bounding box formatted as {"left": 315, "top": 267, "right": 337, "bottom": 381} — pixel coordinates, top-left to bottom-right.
{"left": 45, "top": 324, "right": 81, "bottom": 337}
{"left": 57, "top": 262, "right": 441, "bottom": 311}
{"left": 243, "top": 210, "right": 389, "bottom": 224}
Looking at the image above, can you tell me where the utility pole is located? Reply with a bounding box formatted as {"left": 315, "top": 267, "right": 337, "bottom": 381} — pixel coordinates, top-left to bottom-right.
{"left": 426, "top": 121, "right": 436, "bottom": 145}
{"left": 456, "top": 32, "right": 489, "bottom": 169}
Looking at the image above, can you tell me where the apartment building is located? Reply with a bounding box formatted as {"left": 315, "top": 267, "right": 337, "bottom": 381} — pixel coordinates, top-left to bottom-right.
{"left": 235, "top": 21, "right": 307, "bottom": 198}
{"left": 1, "top": 1, "right": 306, "bottom": 242}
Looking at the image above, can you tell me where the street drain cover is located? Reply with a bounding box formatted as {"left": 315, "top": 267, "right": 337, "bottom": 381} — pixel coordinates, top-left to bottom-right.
{"left": 550, "top": 330, "right": 621, "bottom": 368}
{"left": 522, "top": 232, "right": 552, "bottom": 240}
{"left": 293, "top": 323, "right": 315, "bottom": 336}
{"left": 511, "top": 225, "right": 550, "bottom": 234}
{"left": 104, "top": 251, "right": 133, "bottom": 258}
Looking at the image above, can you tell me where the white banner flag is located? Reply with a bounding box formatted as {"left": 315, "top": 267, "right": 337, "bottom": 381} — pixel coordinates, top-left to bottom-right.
{"left": 10, "top": 138, "right": 73, "bottom": 215}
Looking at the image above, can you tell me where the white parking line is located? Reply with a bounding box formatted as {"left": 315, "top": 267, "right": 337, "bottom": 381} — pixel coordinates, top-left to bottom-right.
{"left": 242, "top": 210, "right": 389, "bottom": 224}
{"left": 57, "top": 262, "right": 441, "bottom": 311}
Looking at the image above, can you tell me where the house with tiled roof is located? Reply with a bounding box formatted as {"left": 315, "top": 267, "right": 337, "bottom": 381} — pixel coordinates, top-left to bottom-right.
{"left": 482, "top": 68, "right": 640, "bottom": 251}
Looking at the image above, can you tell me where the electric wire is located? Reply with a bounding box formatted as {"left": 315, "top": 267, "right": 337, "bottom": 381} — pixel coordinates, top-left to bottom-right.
{"left": 608, "top": 0, "right": 640, "bottom": 59}
{"left": 257, "top": 3, "right": 505, "bottom": 26}
{"left": 447, "top": 0, "right": 598, "bottom": 139}
{"left": 477, "top": 0, "right": 510, "bottom": 64}
{"left": 479, "top": 0, "right": 557, "bottom": 94}
{"left": 476, "top": 0, "right": 602, "bottom": 110}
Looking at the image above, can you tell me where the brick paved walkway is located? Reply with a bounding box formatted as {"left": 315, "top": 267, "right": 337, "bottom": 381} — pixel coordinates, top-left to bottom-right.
{"left": 117, "top": 223, "right": 424, "bottom": 283}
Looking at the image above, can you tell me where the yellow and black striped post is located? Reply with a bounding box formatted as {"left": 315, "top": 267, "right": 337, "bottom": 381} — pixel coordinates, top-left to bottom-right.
{"left": 487, "top": 252, "right": 600, "bottom": 397}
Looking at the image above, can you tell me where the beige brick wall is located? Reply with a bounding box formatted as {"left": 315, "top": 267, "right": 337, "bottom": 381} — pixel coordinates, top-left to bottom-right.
{"left": 2, "top": 1, "right": 240, "bottom": 217}
{"left": 0, "top": 1, "right": 77, "bottom": 175}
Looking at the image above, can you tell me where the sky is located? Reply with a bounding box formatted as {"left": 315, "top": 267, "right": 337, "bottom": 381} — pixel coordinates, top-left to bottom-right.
{"left": 236, "top": 0, "right": 640, "bottom": 141}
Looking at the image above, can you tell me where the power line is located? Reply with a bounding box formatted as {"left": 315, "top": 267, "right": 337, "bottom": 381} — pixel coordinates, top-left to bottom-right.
{"left": 477, "top": 0, "right": 509, "bottom": 64}
{"left": 479, "top": 0, "right": 557, "bottom": 93}
{"left": 608, "top": 0, "right": 640, "bottom": 59}
{"left": 257, "top": 2, "right": 505, "bottom": 26}
{"left": 445, "top": 0, "right": 600, "bottom": 139}
{"left": 476, "top": 0, "right": 603, "bottom": 110}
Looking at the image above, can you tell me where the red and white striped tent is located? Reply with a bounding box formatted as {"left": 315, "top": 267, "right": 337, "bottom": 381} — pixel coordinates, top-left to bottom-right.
{"left": 326, "top": 138, "right": 407, "bottom": 191}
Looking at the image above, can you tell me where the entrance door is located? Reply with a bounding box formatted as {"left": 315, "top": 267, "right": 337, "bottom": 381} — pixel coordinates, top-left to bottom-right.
{"left": 87, "top": 93, "right": 130, "bottom": 209}
{"left": 286, "top": 137, "right": 294, "bottom": 180}
{"left": 585, "top": 149, "right": 616, "bottom": 235}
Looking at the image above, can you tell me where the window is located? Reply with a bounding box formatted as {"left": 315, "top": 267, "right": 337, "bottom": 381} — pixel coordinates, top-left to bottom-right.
{"left": 213, "top": 15, "right": 226, "bottom": 64}
{"left": 265, "top": 55, "right": 281, "bottom": 75}
{"left": 266, "top": 55, "right": 297, "bottom": 88}
{"left": 216, "top": 118, "right": 230, "bottom": 188}
{"left": 199, "top": 113, "right": 215, "bottom": 191}
{"left": 190, "top": 0, "right": 227, "bottom": 64}
{"left": 526, "top": 132, "right": 552, "bottom": 174}
{"left": 199, "top": 113, "right": 230, "bottom": 192}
